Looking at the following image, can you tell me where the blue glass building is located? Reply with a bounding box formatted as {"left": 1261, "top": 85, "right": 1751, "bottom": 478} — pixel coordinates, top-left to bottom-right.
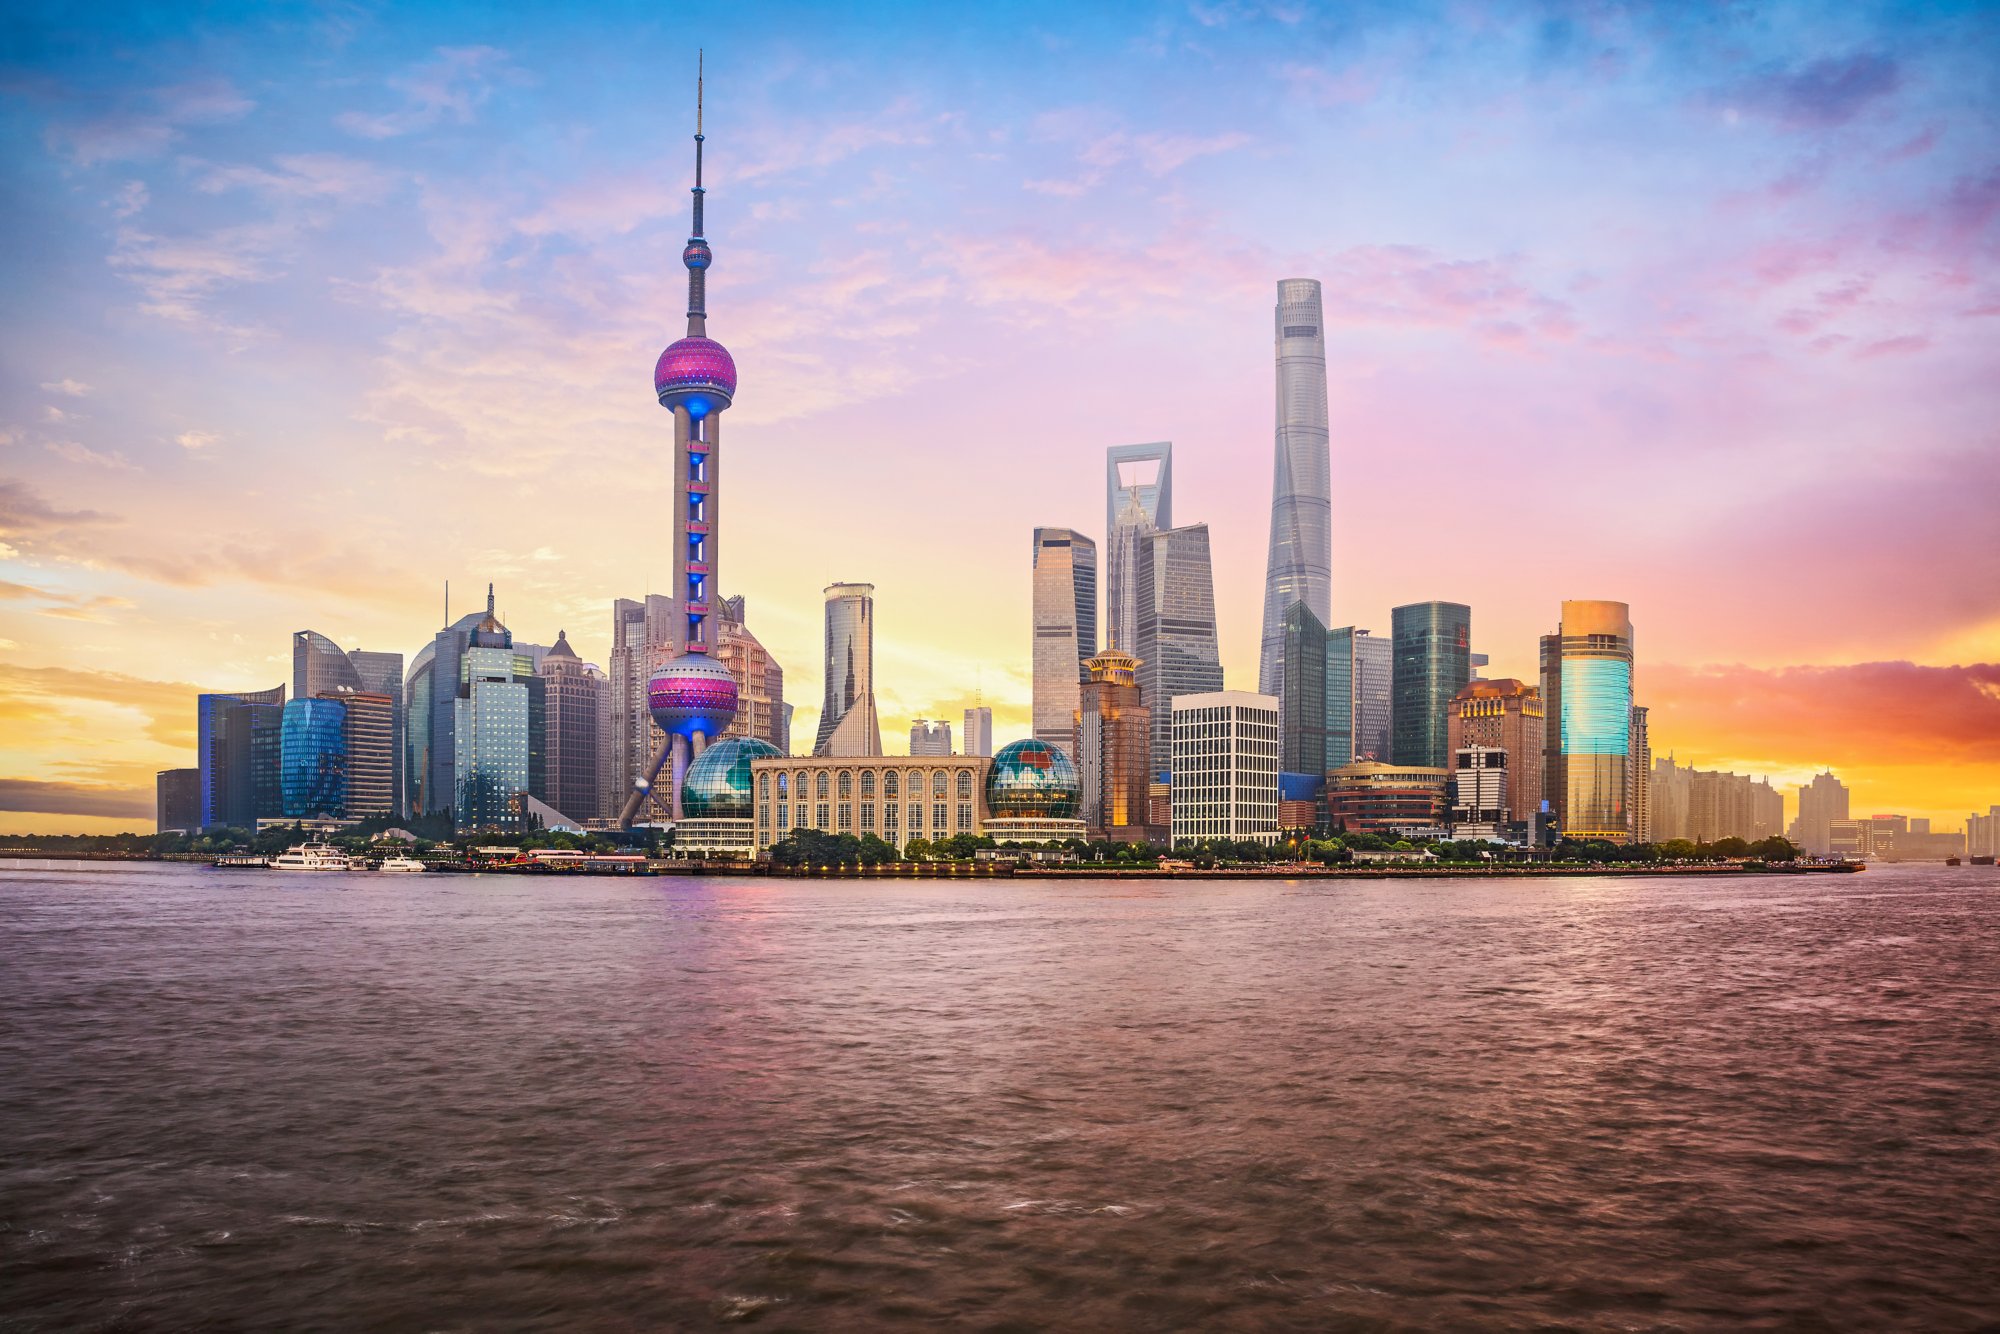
{"left": 279, "top": 697, "right": 348, "bottom": 818}
{"left": 197, "top": 685, "right": 286, "bottom": 830}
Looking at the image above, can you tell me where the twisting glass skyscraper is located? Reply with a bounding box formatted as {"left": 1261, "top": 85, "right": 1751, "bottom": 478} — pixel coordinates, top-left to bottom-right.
{"left": 1258, "top": 279, "right": 1332, "bottom": 698}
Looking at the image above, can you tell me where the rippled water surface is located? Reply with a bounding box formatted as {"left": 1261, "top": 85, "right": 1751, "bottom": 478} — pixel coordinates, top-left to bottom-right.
{"left": 3, "top": 862, "right": 1998, "bottom": 1330}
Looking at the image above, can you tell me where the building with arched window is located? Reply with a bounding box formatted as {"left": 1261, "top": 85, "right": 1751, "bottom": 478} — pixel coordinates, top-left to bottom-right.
{"left": 750, "top": 755, "right": 992, "bottom": 854}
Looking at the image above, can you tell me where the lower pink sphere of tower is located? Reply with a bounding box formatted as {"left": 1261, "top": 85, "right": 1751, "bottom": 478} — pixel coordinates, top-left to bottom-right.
{"left": 648, "top": 654, "right": 739, "bottom": 739}
{"left": 654, "top": 337, "right": 737, "bottom": 413}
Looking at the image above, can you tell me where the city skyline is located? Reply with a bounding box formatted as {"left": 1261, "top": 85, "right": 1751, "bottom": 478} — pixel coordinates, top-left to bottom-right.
{"left": 3, "top": 3, "right": 1998, "bottom": 833}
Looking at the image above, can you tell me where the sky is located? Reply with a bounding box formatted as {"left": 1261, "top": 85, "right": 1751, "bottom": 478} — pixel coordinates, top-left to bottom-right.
{"left": 1, "top": 0, "right": 1996, "bottom": 835}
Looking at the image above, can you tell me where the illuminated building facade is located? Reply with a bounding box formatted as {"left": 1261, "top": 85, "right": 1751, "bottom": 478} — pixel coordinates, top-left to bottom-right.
{"left": 331, "top": 690, "right": 395, "bottom": 818}
{"left": 1325, "top": 625, "right": 1356, "bottom": 769}
{"left": 752, "top": 755, "right": 993, "bottom": 853}
{"left": 1552, "top": 599, "right": 1635, "bottom": 842}
{"left": 1449, "top": 746, "right": 1509, "bottom": 835}
{"left": 815, "top": 583, "right": 882, "bottom": 757}
{"left": 1074, "top": 648, "right": 1152, "bottom": 842}
{"left": 985, "top": 739, "right": 1087, "bottom": 845}
{"left": 1391, "top": 601, "right": 1471, "bottom": 769}
{"left": 1170, "top": 691, "right": 1280, "bottom": 845}
{"left": 1258, "top": 279, "right": 1333, "bottom": 698}
{"left": 1031, "top": 528, "right": 1097, "bottom": 754}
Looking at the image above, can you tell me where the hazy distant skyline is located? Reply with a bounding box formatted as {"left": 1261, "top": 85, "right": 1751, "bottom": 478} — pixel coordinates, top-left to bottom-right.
{"left": 1, "top": 1, "right": 1996, "bottom": 833}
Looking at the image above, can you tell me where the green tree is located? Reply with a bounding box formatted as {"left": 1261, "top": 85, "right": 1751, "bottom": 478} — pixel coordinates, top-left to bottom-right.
{"left": 1749, "top": 835, "right": 1798, "bottom": 862}
{"left": 1657, "top": 838, "right": 1698, "bottom": 861}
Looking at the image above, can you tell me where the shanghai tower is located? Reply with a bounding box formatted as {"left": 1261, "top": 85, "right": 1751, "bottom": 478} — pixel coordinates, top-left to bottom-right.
{"left": 1256, "top": 279, "right": 1332, "bottom": 699}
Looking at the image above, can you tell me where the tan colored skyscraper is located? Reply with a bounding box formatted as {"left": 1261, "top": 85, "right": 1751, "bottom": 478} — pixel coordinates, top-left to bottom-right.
{"left": 1074, "top": 648, "right": 1152, "bottom": 842}
{"left": 715, "top": 602, "right": 787, "bottom": 753}
{"left": 536, "top": 630, "right": 606, "bottom": 822}
{"left": 1445, "top": 678, "right": 1545, "bottom": 824}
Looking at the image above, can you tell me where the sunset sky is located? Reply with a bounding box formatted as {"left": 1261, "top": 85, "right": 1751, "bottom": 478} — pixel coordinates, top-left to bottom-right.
{"left": 2, "top": 0, "right": 1996, "bottom": 835}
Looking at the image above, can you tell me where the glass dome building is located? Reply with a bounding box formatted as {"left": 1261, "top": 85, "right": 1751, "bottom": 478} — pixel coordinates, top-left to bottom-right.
{"left": 681, "top": 736, "right": 781, "bottom": 822}
{"left": 984, "top": 739, "right": 1087, "bottom": 844}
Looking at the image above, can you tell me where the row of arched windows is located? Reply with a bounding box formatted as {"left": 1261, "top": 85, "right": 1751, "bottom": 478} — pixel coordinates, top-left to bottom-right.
{"left": 757, "top": 767, "right": 976, "bottom": 802}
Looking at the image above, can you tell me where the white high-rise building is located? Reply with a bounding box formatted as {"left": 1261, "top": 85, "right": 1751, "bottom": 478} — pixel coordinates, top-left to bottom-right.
{"left": 1257, "top": 279, "right": 1332, "bottom": 699}
{"left": 1031, "top": 527, "right": 1097, "bottom": 756}
{"left": 814, "top": 583, "right": 882, "bottom": 757}
{"left": 962, "top": 706, "right": 993, "bottom": 758}
{"left": 1170, "top": 691, "right": 1280, "bottom": 846}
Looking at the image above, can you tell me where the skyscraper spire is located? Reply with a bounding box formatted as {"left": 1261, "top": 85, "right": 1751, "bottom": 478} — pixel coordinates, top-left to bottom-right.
{"left": 685, "top": 50, "right": 710, "bottom": 337}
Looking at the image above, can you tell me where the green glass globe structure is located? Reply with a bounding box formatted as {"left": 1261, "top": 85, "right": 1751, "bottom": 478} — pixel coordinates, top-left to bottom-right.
{"left": 680, "top": 736, "right": 782, "bottom": 820}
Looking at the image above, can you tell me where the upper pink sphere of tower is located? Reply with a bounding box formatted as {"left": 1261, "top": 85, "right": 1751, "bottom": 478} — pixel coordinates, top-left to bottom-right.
{"left": 654, "top": 336, "right": 736, "bottom": 415}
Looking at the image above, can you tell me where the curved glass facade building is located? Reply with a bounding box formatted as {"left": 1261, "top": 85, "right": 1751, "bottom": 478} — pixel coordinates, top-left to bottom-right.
{"left": 814, "top": 583, "right": 882, "bottom": 757}
{"left": 1258, "top": 278, "right": 1332, "bottom": 698}
{"left": 279, "top": 697, "right": 347, "bottom": 818}
{"left": 1556, "top": 600, "right": 1634, "bottom": 842}
{"left": 681, "top": 736, "right": 781, "bottom": 820}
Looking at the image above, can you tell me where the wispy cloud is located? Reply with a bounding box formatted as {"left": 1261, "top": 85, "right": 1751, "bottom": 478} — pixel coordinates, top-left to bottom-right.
{"left": 336, "top": 46, "right": 513, "bottom": 139}
{"left": 39, "top": 379, "right": 91, "bottom": 397}
{"left": 47, "top": 79, "right": 255, "bottom": 165}
{"left": 45, "top": 441, "right": 137, "bottom": 470}
{"left": 175, "top": 430, "right": 220, "bottom": 450}
{"left": 1720, "top": 54, "right": 1901, "bottom": 129}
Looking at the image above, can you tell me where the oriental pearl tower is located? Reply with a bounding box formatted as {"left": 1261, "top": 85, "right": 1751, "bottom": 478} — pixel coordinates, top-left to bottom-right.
{"left": 618, "top": 53, "right": 741, "bottom": 828}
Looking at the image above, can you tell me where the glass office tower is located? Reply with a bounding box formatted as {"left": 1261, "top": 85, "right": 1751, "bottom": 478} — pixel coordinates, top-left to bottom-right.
{"left": 1279, "top": 601, "right": 1329, "bottom": 777}
{"left": 1556, "top": 599, "right": 1635, "bottom": 842}
{"left": 279, "top": 696, "right": 347, "bottom": 819}
{"left": 1105, "top": 442, "right": 1171, "bottom": 654}
{"left": 1030, "top": 529, "right": 1097, "bottom": 755}
{"left": 1134, "top": 523, "right": 1224, "bottom": 780}
{"left": 454, "top": 643, "right": 537, "bottom": 832}
{"left": 197, "top": 685, "right": 286, "bottom": 830}
{"left": 1390, "top": 601, "right": 1471, "bottom": 769}
{"left": 1325, "top": 626, "right": 1356, "bottom": 768}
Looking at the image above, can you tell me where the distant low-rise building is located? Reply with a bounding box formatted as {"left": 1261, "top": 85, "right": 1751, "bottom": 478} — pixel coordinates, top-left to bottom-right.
{"left": 909, "top": 719, "right": 953, "bottom": 756}
{"left": 1969, "top": 806, "right": 2000, "bottom": 859}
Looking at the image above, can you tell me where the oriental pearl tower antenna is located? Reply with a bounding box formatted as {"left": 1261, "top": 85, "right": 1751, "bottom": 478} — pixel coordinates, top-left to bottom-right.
{"left": 620, "top": 51, "right": 741, "bottom": 829}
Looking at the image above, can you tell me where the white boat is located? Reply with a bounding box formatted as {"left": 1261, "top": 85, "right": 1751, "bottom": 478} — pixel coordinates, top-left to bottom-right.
{"left": 270, "top": 842, "right": 352, "bottom": 872}
{"left": 378, "top": 855, "right": 427, "bottom": 873}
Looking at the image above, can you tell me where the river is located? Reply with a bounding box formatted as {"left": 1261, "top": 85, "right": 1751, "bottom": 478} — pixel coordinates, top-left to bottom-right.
{"left": 2, "top": 861, "right": 1996, "bottom": 1329}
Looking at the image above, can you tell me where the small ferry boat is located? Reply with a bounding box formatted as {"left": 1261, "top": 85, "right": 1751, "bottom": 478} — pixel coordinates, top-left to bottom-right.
{"left": 270, "top": 842, "right": 352, "bottom": 872}
{"left": 378, "top": 854, "right": 427, "bottom": 873}
{"left": 1946, "top": 856, "right": 1961, "bottom": 867}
